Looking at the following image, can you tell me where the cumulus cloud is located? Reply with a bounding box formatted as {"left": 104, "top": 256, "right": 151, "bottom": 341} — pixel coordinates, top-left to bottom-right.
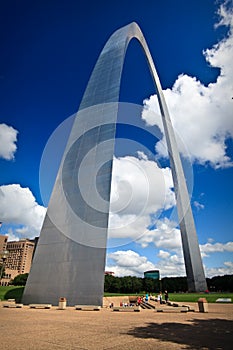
{"left": 0, "top": 184, "right": 46, "bottom": 239}
{"left": 200, "top": 241, "right": 233, "bottom": 257}
{"left": 205, "top": 261, "right": 233, "bottom": 277}
{"left": 106, "top": 250, "right": 157, "bottom": 276}
{"left": 110, "top": 154, "right": 175, "bottom": 215}
{"left": 108, "top": 154, "right": 175, "bottom": 243}
{"left": 106, "top": 249, "right": 186, "bottom": 278}
{"left": 106, "top": 243, "right": 233, "bottom": 278}
{"left": 157, "top": 250, "right": 170, "bottom": 259}
{"left": 156, "top": 250, "right": 186, "bottom": 277}
{"left": 134, "top": 218, "right": 182, "bottom": 250}
{"left": 142, "top": 3, "right": 233, "bottom": 169}
{"left": 0, "top": 123, "right": 18, "bottom": 160}
{"left": 3, "top": 228, "right": 20, "bottom": 242}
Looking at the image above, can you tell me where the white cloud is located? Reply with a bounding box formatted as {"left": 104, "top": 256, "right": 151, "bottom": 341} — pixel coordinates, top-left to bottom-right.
{"left": 155, "top": 238, "right": 233, "bottom": 278}
{"left": 110, "top": 154, "right": 175, "bottom": 216}
{"left": 224, "top": 261, "right": 233, "bottom": 268}
{"left": 200, "top": 241, "right": 233, "bottom": 257}
{"left": 142, "top": 4, "right": 233, "bottom": 169}
{"left": 106, "top": 242, "right": 233, "bottom": 279}
{"left": 215, "top": 1, "right": 233, "bottom": 29}
{"left": 156, "top": 252, "right": 186, "bottom": 278}
{"left": 106, "top": 250, "right": 157, "bottom": 276}
{"left": 108, "top": 155, "right": 175, "bottom": 244}
{"left": 136, "top": 218, "right": 182, "bottom": 250}
{"left": 106, "top": 249, "right": 186, "bottom": 278}
{"left": 108, "top": 153, "right": 187, "bottom": 256}
{"left": 3, "top": 228, "right": 19, "bottom": 242}
{"left": 193, "top": 201, "right": 205, "bottom": 210}
{"left": 0, "top": 184, "right": 46, "bottom": 239}
{"left": 0, "top": 123, "right": 18, "bottom": 160}
{"left": 205, "top": 261, "right": 233, "bottom": 278}
{"left": 157, "top": 250, "right": 170, "bottom": 259}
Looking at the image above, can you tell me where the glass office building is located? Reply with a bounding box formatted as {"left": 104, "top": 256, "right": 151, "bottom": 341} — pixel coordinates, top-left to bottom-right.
{"left": 144, "top": 270, "right": 160, "bottom": 280}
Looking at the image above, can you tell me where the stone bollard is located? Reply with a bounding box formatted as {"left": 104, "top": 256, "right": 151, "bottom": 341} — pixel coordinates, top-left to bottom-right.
{"left": 58, "top": 297, "right": 67, "bottom": 310}
{"left": 198, "top": 298, "right": 208, "bottom": 312}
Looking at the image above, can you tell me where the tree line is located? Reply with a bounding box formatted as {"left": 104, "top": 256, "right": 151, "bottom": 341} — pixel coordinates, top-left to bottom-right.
{"left": 4, "top": 272, "right": 233, "bottom": 292}
{"left": 104, "top": 274, "right": 233, "bottom": 293}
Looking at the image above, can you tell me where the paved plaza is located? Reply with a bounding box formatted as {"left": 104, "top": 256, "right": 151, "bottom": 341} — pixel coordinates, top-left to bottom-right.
{"left": 0, "top": 299, "right": 232, "bottom": 349}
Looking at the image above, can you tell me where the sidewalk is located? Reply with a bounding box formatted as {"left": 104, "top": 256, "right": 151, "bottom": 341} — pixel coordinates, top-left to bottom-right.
{"left": 0, "top": 300, "right": 232, "bottom": 349}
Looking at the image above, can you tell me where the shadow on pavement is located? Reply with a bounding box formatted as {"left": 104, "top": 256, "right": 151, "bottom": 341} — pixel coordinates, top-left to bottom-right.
{"left": 126, "top": 318, "right": 233, "bottom": 349}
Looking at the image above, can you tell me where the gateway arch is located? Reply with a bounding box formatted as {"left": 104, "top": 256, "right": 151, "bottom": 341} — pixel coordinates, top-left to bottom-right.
{"left": 23, "top": 22, "right": 207, "bottom": 306}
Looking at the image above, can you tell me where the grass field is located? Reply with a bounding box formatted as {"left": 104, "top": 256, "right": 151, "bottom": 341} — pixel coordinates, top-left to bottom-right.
{"left": 0, "top": 287, "right": 232, "bottom": 303}
{"left": 104, "top": 292, "right": 233, "bottom": 303}
{"left": 167, "top": 292, "right": 233, "bottom": 303}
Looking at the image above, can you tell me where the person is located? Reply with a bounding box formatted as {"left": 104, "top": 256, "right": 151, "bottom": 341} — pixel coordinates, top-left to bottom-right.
{"left": 164, "top": 290, "right": 169, "bottom": 303}
{"left": 157, "top": 291, "right": 162, "bottom": 305}
{"left": 159, "top": 291, "right": 163, "bottom": 304}
{"left": 145, "top": 293, "right": 149, "bottom": 303}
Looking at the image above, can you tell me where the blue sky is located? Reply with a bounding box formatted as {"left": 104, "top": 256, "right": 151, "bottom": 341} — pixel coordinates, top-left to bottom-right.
{"left": 0, "top": 0, "right": 232, "bottom": 278}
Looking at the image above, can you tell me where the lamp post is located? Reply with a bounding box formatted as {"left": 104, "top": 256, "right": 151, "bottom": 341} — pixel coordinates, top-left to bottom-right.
{"left": 0, "top": 250, "right": 9, "bottom": 284}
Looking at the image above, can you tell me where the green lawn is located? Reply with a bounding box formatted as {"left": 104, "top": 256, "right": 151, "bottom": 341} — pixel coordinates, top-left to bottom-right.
{"left": 0, "top": 287, "right": 232, "bottom": 303}
{"left": 168, "top": 292, "right": 233, "bottom": 303}
{"left": 104, "top": 292, "right": 232, "bottom": 303}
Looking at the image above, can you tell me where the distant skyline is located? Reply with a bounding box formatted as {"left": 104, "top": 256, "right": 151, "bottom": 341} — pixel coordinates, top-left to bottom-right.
{"left": 0, "top": 0, "right": 232, "bottom": 278}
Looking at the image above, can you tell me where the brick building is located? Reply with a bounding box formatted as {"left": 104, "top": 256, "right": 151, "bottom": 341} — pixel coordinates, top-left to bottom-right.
{"left": 0, "top": 234, "right": 9, "bottom": 285}
{"left": 0, "top": 234, "right": 8, "bottom": 252}
{"left": 0, "top": 235, "right": 35, "bottom": 285}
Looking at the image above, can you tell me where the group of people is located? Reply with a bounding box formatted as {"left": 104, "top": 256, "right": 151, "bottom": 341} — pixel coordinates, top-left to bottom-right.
{"left": 136, "top": 290, "right": 169, "bottom": 305}
{"left": 154, "top": 290, "right": 169, "bottom": 304}
{"left": 155, "top": 290, "right": 169, "bottom": 304}
{"left": 108, "top": 291, "right": 169, "bottom": 308}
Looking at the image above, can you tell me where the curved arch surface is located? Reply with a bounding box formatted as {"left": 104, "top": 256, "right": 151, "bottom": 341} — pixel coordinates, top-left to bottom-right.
{"left": 23, "top": 23, "right": 206, "bottom": 306}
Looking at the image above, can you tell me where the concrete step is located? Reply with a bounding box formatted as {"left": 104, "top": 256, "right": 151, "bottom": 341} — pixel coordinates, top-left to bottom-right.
{"left": 29, "top": 304, "right": 52, "bottom": 309}
{"left": 113, "top": 306, "right": 141, "bottom": 312}
{"left": 3, "top": 303, "right": 23, "bottom": 308}
{"left": 156, "top": 306, "right": 189, "bottom": 313}
{"left": 75, "top": 305, "right": 101, "bottom": 311}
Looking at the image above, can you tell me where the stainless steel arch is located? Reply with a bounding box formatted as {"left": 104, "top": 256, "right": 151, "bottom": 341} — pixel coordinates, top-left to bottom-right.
{"left": 23, "top": 22, "right": 206, "bottom": 307}
{"left": 81, "top": 21, "right": 207, "bottom": 292}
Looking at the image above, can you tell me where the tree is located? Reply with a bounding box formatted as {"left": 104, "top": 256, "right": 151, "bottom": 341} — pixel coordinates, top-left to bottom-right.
{"left": 11, "top": 273, "right": 29, "bottom": 286}
{"left": 143, "top": 277, "right": 159, "bottom": 293}
{"left": 104, "top": 274, "right": 114, "bottom": 292}
{"left": 104, "top": 274, "right": 233, "bottom": 294}
{"left": 207, "top": 275, "right": 233, "bottom": 292}
{"left": 162, "top": 277, "right": 188, "bottom": 292}
{"left": 131, "top": 276, "right": 143, "bottom": 293}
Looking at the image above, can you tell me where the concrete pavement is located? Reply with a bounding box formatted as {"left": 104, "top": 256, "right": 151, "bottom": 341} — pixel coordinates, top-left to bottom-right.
{"left": 0, "top": 299, "right": 232, "bottom": 349}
